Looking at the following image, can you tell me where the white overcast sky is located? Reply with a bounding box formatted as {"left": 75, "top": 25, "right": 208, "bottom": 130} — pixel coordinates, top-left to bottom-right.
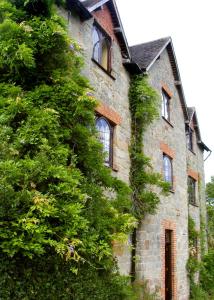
{"left": 116, "top": 0, "right": 214, "bottom": 183}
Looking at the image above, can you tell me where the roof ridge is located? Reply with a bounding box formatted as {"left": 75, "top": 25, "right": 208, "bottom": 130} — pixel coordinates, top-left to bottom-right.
{"left": 130, "top": 36, "right": 171, "bottom": 48}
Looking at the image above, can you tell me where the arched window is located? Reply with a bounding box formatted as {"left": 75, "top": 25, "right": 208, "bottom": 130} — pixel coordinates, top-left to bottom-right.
{"left": 92, "top": 26, "right": 111, "bottom": 72}
{"left": 163, "top": 154, "right": 173, "bottom": 187}
{"left": 96, "top": 117, "right": 113, "bottom": 166}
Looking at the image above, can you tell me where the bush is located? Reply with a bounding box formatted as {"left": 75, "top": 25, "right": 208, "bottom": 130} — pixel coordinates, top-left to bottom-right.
{"left": 190, "top": 283, "right": 209, "bottom": 300}
{"left": 0, "top": 255, "right": 136, "bottom": 300}
{"left": 200, "top": 250, "right": 214, "bottom": 296}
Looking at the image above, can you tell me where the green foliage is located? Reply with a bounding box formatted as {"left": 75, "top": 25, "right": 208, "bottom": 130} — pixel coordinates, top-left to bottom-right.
{"left": 199, "top": 216, "right": 207, "bottom": 256}
{"left": 129, "top": 75, "right": 169, "bottom": 218}
{"left": 188, "top": 216, "right": 199, "bottom": 243}
{"left": 0, "top": 0, "right": 137, "bottom": 298}
{"left": 0, "top": 255, "right": 136, "bottom": 300}
{"left": 132, "top": 280, "right": 159, "bottom": 300}
{"left": 187, "top": 217, "right": 214, "bottom": 299}
{"left": 206, "top": 176, "right": 214, "bottom": 199}
{"left": 206, "top": 177, "right": 214, "bottom": 248}
{"left": 189, "top": 283, "right": 210, "bottom": 300}
{"left": 200, "top": 250, "right": 214, "bottom": 296}
{"left": 187, "top": 217, "right": 201, "bottom": 296}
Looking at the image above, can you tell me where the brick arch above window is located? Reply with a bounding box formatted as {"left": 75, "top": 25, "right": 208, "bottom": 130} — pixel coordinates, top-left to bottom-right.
{"left": 161, "top": 83, "right": 173, "bottom": 98}
{"left": 95, "top": 102, "right": 122, "bottom": 125}
{"left": 160, "top": 142, "right": 175, "bottom": 159}
{"left": 187, "top": 169, "right": 199, "bottom": 181}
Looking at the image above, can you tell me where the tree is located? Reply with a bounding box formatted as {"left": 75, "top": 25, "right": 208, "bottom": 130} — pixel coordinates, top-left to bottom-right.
{"left": 0, "top": 1, "right": 137, "bottom": 298}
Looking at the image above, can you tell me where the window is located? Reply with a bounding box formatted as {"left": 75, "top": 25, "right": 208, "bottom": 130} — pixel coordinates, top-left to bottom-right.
{"left": 162, "top": 89, "right": 170, "bottom": 121}
{"left": 188, "top": 176, "right": 196, "bottom": 205}
{"left": 92, "top": 25, "right": 111, "bottom": 72}
{"left": 96, "top": 117, "right": 113, "bottom": 166}
{"left": 186, "top": 127, "right": 194, "bottom": 152}
{"left": 163, "top": 154, "right": 173, "bottom": 188}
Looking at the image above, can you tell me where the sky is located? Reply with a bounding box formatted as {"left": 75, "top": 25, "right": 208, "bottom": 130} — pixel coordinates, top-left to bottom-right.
{"left": 116, "top": 0, "right": 214, "bottom": 183}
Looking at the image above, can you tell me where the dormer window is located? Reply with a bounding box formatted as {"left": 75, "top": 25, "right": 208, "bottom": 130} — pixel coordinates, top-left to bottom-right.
{"left": 92, "top": 25, "right": 111, "bottom": 73}
{"left": 162, "top": 89, "right": 170, "bottom": 121}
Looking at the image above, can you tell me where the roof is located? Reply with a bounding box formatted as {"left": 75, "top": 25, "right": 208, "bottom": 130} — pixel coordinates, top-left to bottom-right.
{"left": 130, "top": 37, "right": 171, "bottom": 71}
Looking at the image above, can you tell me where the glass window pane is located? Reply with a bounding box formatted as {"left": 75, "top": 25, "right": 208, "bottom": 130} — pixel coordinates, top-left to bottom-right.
{"left": 163, "top": 155, "right": 172, "bottom": 186}
{"left": 162, "top": 91, "right": 170, "bottom": 120}
{"left": 92, "top": 26, "right": 111, "bottom": 71}
{"left": 188, "top": 176, "right": 196, "bottom": 204}
{"left": 101, "top": 39, "right": 109, "bottom": 70}
{"left": 92, "top": 27, "right": 100, "bottom": 62}
{"left": 96, "top": 117, "right": 111, "bottom": 164}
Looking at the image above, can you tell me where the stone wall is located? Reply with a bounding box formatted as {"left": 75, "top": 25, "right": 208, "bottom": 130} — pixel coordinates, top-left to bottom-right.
{"left": 58, "top": 6, "right": 132, "bottom": 275}
{"left": 136, "top": 48, "right": 190, "bottom": 299}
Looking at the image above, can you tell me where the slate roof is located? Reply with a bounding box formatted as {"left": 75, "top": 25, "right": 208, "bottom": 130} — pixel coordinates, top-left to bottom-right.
{"left": 130, "top": 37, "right": 171, "bottom": 70}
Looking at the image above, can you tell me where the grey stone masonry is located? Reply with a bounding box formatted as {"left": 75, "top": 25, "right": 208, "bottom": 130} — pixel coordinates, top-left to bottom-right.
{"left": 137, "top": 48, "right": 190, "bottom": 299}
{"left": 58, "top": 6, "right": 132, "bottom": 275}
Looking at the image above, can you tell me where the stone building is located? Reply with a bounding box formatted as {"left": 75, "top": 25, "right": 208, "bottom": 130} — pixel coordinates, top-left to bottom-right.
{"left": 59, "top": 0, "right": 210, "bottom": 299}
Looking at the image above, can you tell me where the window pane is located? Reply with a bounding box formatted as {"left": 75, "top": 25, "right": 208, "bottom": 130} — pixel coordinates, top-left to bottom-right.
{"left": 163, "top": 155, "right": 173, "bottom": 186}
{"left": 92, "top": 26, "right": 111, "bottom": 72}
{"left": 188, "top": 176, "right": 196, "bottom": 204}
{"left": 92, "top": 27, "right": 100, "bottom": 62}
{"left": 187, "top": 128, "right": 193, "bottom": 151}
{"left": 101, "top": 39, "right": 109, "bottom": 70}
{"left": 96, "top": 117, "right": 111, "bottom": 164}
{"left": 162, "top": 91, "right": 170, "bottom": 120}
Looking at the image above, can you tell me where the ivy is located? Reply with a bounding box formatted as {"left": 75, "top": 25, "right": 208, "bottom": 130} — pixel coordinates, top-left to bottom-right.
{"left": 187, "top": 217, "right": 200, "bottom": 284}
{"left": 0, "top": 1, "right": 138, "bottom": 298}
{"left": 129, "top": 75, "right": 169, "bottom": 219}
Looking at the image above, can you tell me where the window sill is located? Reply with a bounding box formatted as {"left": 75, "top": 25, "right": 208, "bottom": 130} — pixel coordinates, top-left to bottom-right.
{"left": 189, "top": 202, "right": 199, "bottom": 208}
{"left": 112, "top": 165, "right": 119, "bottom": 172}
{"left": 162, "top": 116, "right": 174, "bottom": 128}
{"left": 105, "top": 163, "right": 118, "bottom": 172}
{"left": 188, "top": 149, "right": 196, "bottom": 155}
{"left": 92, "top": 58, "right": 116, "bottom": 80}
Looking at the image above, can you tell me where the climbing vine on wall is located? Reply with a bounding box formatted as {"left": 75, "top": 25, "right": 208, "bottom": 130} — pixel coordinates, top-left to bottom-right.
{"left": 129, "top": 75, "right": 169, "bottom": 219}
{"left": 0, "top": 1, "right": 138, "bottom": 299}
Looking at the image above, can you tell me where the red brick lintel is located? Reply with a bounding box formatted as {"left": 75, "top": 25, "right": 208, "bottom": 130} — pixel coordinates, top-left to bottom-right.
{"left": 187, "top": 169, "right": 199, "bottom": 181}
{"left": 161, "top": 83, "right": 173, "bottom": 98}
{"left": 160, "top": 142, "right": 175, "bottom": 158}
{"left": 95, "top": 102, "right": 122, "bottom": 125}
